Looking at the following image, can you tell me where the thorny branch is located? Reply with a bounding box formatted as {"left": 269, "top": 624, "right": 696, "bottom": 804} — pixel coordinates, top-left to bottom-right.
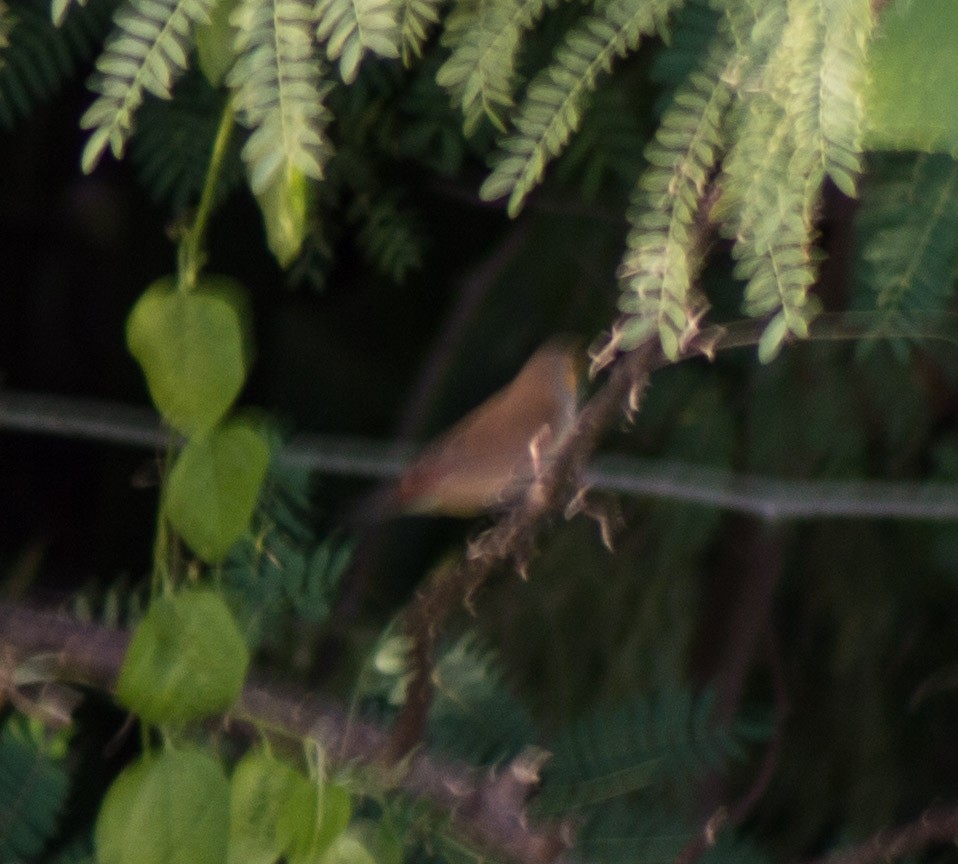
{"left": 0, "top": 602, "right": 572, "bottom": 864}
{"left": 387, "top": 338, "right": 662, "bottom": 756}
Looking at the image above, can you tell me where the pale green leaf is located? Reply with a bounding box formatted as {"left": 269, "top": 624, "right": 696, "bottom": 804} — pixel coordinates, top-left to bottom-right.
{"left": 255, "top": 163, "right": 312, "bottom": 267}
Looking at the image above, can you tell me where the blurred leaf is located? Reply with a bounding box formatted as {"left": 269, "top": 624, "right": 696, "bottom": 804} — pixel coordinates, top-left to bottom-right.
{"left": 228, "top": 751, "right": 304, "bottom": 864}
{"left": 255, "top": 165, "right": 312, "bottom": 268}
{"left": 165, "top": 417, "right": 271, "bottom": 562}
{"left": 0, "top": 715, "right": 70, "bottom": 861}
{"left": 863, "top": 0, "right": 958, "bottom": 155}
{"left": 195, "top": 0, "right": 240, "bottom": 87}
{"left": 126, "top": 275, "right": 254, "bottom": 435}
{"left": 95, "top": 748, "right": 229, "bottom": 864}
{"left": 277, "top": 779, "right": 352, "bottom": 864}
{"left": 117, "top": 590, "right": 249, "bottom": 724}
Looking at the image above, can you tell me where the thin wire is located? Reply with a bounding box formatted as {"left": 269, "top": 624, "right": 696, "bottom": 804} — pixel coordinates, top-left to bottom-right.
{"left": 3, "top": 389, "right": 958, "bottom": 523}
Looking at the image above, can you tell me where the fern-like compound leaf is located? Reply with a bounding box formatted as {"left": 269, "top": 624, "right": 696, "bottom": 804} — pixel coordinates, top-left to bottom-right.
{"left": 710, "top": 0, "right": 875, "bottom": 360}
{"left": 0, "top": 0, "right": 114, "bottom": 129}
{"left": 79, "top": 0, "right": 215, "bottom": 173}
{"left": 714, "top": 0, "right": 824, "bottom": 360}
{"left": 315, "top": 0, "right": 400, "bottom": 84}
{"left": 617, "top": 25, "right": 736, "bottom": 359}
{"left": 229, "top": 0, "right": 334, "bottom": 193}
{"left": 856, "top": 153, "right": 958, "bottom": 332}
{"left": 349, "top": 191, "right": 425, "bottom": 283}
{"left": 534, "top": 689, "right": 763, "bottom": 816}
{"left": 818, "top": 0, "right": 874, "bottom": 197}
{"left": 479, "top": 0, "right": 681, "bottom": 217}
{"left": 435, "top": 0, "right": 555, "bottom": 135}
{"left": 396, "top": 0, "right": 441, "bottom": 64}
{"left": 131, "top": 69, "right": 244, "bottom": 212}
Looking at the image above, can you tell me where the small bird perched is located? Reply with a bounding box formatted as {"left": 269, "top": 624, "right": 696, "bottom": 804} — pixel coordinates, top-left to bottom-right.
{"left": 358, "top": 337, "right": 583, "bottom": 520}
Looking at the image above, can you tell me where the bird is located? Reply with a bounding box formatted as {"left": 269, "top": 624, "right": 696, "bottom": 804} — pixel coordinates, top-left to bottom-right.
{"left": 355, "top": 337, "right": 583, "bottom": 521}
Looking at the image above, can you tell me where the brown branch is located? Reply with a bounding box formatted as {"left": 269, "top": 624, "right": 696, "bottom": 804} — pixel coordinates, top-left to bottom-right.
{"left": 803, "top": 802, "right": 958, "bottom": 864}
{"left": 0, "top": 601, "right": 572, "bottom": 864}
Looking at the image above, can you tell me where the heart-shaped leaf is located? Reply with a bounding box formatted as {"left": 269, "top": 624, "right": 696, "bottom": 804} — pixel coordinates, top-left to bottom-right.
{"left": 228, "top": 751, "right": 302, "bottom": 864}
{"left": 116, "top": 590, "right": 249, "bottom": 725}
{"left": 126, "top": 274, "right": 253, "bottom": 435}
{"left": 95, "top": 748, "right": 230, "bottom": 864}
{"left": 164, "top": 416, "right": 271, "bottom": 562}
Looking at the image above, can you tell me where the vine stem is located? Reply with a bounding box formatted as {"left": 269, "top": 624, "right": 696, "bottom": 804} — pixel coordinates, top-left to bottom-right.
{"left": 179, "top": 96, "right": 236, "bottom": 290}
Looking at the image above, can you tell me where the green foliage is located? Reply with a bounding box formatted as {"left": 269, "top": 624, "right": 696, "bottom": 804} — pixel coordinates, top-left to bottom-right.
{"left": 350, "top": 191, "right": 425, "bottom": 283}
{"left": 276, "top": 778, "right": 353, "bottom": 864}
{"left": 229, "top": 750, "right": 306, "bottom": 864}
{"left": 647, "top": 0, "right": 718, "bottom": 96}
{"left": 478, "top": 0, "right": 878, "bottom": 361}
{"left": 479, "top": 0, "right": 678, "bottom": 217}
{"left": 617, "top": 23, "right": 733, "bottom": 358}
{"left": 222, "top": 465, "right": 353, "bottom": 648}
{"left": 131, "top": 69, "right": 245, "bottom": 213}
{"left": 573, "top": 801, "right": 693, "bottom": 864}
{"left": 855, "top": 153, "right": 958, "bottom": 332}
{"left": 555, "top": 78, "right": 647, "bottom": 201}
{"left": 713, "top": 0, "right": 875, "bottom": 361}
{"left": 0, "top": 0, "right": 115, "bottom": 128}
{"left": 95, "top": 748, "right": 231, "bottom": 864}
{"left": 534, "top": 689, "right": 764, "bottom": 816}
{"left": 126, "top": 274, "right": 254, "bottom": 436}
{"left": 0, "top": 715, "right": 70, "bottom": 861}
{"left": 427, "top": 634, "right": 536, "bottom": 764}
{"left": 116, "top": 589, "right": 250, "bottom": 724}
{"left": 315, "top": 0, "right": 400, "bottom": 85}
{"left": 79, "top": 0, "right": 217, "bottom": 172}
{"left": 396, "top": 61, "right": 473, "bottom": 175}
{"left": 229, "top": 750, "right": 352, "bottom": 864}
{"left": 9, "top": 1, "right": 958, "bottom": 863}
{"left": 397, "top": 0, "right": 441, "bottom": 65}
{"left": 228, "top": 0, "right": 334, "bottom": 194}
{"left": 254, "top": 160, "right": 314, "bottom": 267}
{"left": 165, "top": 417, "right": 272, "bottom": 562}
{"left": 863, "top": 0, "right": 958, "bottom": 156}
{"left": 435, "top": 0, "right": 556, "bottom": 135}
